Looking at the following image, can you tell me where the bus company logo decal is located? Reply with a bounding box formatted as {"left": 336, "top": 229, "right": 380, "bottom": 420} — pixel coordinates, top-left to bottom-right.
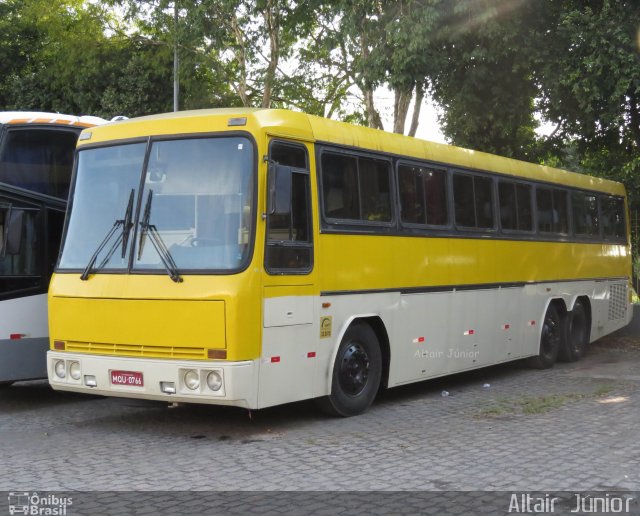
{"left": 8, "top": 492, "right": 73, "bottom": 515}
{"left": 319, "top": 316, "right": 332, "bottom": 339}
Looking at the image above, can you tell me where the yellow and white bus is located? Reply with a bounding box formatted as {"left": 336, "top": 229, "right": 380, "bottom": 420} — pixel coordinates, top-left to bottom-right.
{"left": 47, "top": 109, "right": 632, "bottom": 416}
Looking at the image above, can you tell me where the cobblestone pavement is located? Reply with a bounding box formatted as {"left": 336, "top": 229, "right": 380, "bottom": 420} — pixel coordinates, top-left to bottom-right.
{"left": 1, "top": 337, "right": 639, "bottom": 514}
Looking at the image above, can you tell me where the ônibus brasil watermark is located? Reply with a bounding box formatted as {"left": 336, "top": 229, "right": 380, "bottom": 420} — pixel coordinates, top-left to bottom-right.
{"left": 8, "top": 492, "right": 72, "bottom": 516}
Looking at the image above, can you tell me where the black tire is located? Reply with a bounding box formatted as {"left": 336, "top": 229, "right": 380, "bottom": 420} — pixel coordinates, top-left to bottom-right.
{"left": 316, "top": 322, "right": 382, "bottom": 417}
{"left": 0, "top": 381, "right": 14, "bottom": 388}
{"left": 529, "top": 303, "right": 562, "bottom": 369}
{"left": 559, "top": 300, "right": 589, "bottom": 362}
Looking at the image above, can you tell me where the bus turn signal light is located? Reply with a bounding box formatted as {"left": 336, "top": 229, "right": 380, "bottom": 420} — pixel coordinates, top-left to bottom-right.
{"left": 54, "top": 340, "right": 66, "bottom": 350}
{"left": 207, "top": 349, "right": 226, "bottom": 360}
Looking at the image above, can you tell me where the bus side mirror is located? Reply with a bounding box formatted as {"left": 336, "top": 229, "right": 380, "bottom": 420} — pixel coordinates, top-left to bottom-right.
{"left": 4, "top": 209, "right": 24, "bottom": 255}
{"left": 268, "top": 163, "right": 292, "bottom": 216}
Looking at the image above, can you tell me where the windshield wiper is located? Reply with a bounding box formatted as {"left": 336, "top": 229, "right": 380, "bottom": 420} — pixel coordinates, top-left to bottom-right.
{"left": 80, "top": 189, "right": 135, "bottom": 281}
{"left": 121, "top": 189, "right": 135, "bottom": 258}
{"left": 137, "top": 190, "right": 182, "bottom": 283}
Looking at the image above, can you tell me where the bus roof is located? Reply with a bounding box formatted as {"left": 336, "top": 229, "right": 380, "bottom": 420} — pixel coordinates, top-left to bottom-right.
{"left": 79, "top": 108, "right": 625, "bottom": 196}
{"left": 0, "top": 111, "right": 107, "bottom": 128}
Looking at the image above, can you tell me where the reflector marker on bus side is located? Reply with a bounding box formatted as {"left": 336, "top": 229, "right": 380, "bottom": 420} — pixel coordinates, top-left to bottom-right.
{"left": 271, "top": 356, "right": 280, "bottom": 363}
{"left": 307, "top": 352, "right": 316, "bottom": 358}
{"left": 502, "top": 324, "right": 510, "bottom": 330}
{"left": 463, "top": 330, "right": 475, "bottom": 336}
{"left": 412, "top": 337, "right": 425, "bottom": 343}
{"left": 9, "top": 333, "right": 26, "bottom": 340}
{"left": 528, "top": 320, "right": 536, "bottom": 326}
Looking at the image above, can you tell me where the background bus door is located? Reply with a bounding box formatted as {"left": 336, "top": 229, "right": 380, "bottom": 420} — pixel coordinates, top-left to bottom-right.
{"left": 260, "top": 139, "right": 318, "bottom": 408}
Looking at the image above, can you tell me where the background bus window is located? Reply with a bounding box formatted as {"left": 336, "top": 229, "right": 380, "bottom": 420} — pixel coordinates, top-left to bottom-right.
{"left": 453, "top": 173, "right": 494, "bottom": 229}
{"left": 601, "top": 196, "right": 625, "bottom": 239}
{"left": 0, "top": 128, "right": 79, "bottom": 199}
{"left": 572, "top": 191, "right": 599, "bottom": 237}
{"left": 0, "top": 200, "right": 41, "bottom": 294}
{"left": 266, "top": 142, "right": 312, "bottom": 273}
{"left": 398, "top": 165, "right": 448, "bottom": 226}
{"left": 536, "top": 187, "right": 569, "bottom": 234}
{"left": 499, "top": 181, "right": 533, "bottom": 232}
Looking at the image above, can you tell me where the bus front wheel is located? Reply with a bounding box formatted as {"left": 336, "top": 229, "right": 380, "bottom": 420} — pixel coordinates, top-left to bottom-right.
{"left": 316, "top": 322, "right": 382, "bottom": 417}
{"left": 559, "top": 300, "right": 588, "bottom": 362}
{"left": 529, "top": 304, "right": 562, "bottom": 369}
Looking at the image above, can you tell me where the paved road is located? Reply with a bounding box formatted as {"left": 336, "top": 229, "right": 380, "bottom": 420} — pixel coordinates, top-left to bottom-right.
{"left": 1, "top": 338, "right": 639, "bottom": 514}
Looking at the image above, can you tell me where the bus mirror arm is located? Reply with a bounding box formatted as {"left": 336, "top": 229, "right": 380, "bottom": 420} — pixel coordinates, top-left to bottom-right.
{"left": 267, "top": 162, "right": 292, "bottom": 216}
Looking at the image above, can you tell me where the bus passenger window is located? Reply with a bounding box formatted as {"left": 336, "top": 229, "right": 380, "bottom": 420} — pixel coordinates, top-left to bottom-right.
{"left": 322, "top": 153, "right": 359, "bottom": 220}
{"left": 0, "top": 199, "right": 41, "bottom": 294}
{"left": 399, "top": 165, "right": 448, "bottom": 226}
{"left": 572, "top": 191, "right": 599, "bottom": 237}
{"left": 321, "top": 152, "right": 391, "bottom": 223}
{"left": 537, "top": 187, "right": 568, "bottom": 235}
{"left": 499, "top": 181, "right": 533, "bottom": 232}
{"left": 601, "top": 196, "right": 625, "bottom": 239}
{"left": 454, "top": 173, "right": 494, "bottom": 229}
{"left": 358, "top": 158, "right": 391, "bottom": 222}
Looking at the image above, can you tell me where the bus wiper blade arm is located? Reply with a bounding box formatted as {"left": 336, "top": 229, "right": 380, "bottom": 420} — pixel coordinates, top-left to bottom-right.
{"left": 145, "top": 223, "right": 183, "bottom": 283}
{"left": 80, "top": 220, "right": 123, "bottom": 281}
{"left": 137, "top": 190, "right": 182, "bottom": 283}
{"left": 137, "top": 190, "right": 153, "bottom": 261}
{"left": 121, "top": 189, "right": 135, "bottom": 258}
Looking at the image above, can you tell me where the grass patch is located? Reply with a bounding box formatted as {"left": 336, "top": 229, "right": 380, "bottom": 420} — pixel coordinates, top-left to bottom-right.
{"left": 474, "top": 388, "right": 618, "bottom": 419}
{"left": 593, "top": 383, "right": 617, "bottom": 397}
{"left": 520, "top": 394, "right": 582, "bottom": 414}
{"left": 476, "top": 382, "right": 624, "bottom": 418}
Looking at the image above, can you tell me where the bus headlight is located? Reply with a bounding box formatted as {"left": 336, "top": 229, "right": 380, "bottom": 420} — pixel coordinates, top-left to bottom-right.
{"left": 69, "top": 362, "right": 81, "bottom": 380}
{"left": 54, "top": 360, "right": 66, "bottom": 379}
{"left": 206, "top": 371, "right": 223, "bottom": 392}
{"left": 184, "top": 370, "right": 200, "bottom": 391}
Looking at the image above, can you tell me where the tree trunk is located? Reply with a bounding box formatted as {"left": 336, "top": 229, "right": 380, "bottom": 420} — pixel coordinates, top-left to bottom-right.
{"left": 408, "top": 86, "right": 424, "bottom": 137}
{"left": 261, "top": 0, "right": 279, "bottom": 109}
{"left": 230, "top": 13, "right": 249, "bottom": 107}
{"left": 393, "top": 86, "right": 413, "bottom": 134}
{"left": 629, "top": 89, "right": 640, "bottom": 150}
{"left": 360, "top": 87, "right": 382, "bottom": 129}
{"left": 358, "top": 14, "right": 383, "bottom": 130}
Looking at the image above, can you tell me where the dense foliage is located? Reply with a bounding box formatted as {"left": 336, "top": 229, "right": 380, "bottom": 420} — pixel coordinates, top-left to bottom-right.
{"left": 1, "top": 0, "right": 638, "bottom": 219}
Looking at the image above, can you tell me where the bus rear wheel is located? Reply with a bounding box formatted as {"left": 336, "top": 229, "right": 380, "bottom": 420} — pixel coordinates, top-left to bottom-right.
{"left": 559, "top": 300, "right": 588, "bottom": 362}
{"left": 316, "top": 322, "right": 382, "bottom": 417}
{"left": 529, "top": 303, "right": 562, "bottom": 369}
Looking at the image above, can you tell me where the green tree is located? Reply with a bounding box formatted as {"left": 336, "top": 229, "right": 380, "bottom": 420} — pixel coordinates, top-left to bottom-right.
{"left": 428, "top": 0, "right": 546, "bottom": 160}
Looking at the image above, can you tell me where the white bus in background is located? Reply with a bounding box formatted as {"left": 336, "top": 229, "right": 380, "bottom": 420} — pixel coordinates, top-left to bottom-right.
{"left": 0, "top": 112, "right": 108, "bottom": 386}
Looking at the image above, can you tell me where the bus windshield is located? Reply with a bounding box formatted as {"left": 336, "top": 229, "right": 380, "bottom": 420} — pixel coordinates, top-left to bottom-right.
{"left": 59, "top": 136, "right": 255, "bottom": 273}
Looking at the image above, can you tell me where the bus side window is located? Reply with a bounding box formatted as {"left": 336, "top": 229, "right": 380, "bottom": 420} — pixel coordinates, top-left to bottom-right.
{"left": 398, "top": 164, "right": 448, "bottom": 226}
{"left": 499, "top": 181, "right": 533, "bottom": 232}
{"left": 453, "top": 173, "right": 494, "bottom": 230}
{"left": 265, "top": 142, "right": 312, "bottom": 274}
{"left": 537, "top": 187, "right": 568, "bottom": 235}
{"left": 601, "top": 196, "right": 625, "bottom": 240}
{"left": 572, "top": 191, "right": 599, "bottom": 237}
{"left": 0, "top": 198, "right": 41, "bottom": 294}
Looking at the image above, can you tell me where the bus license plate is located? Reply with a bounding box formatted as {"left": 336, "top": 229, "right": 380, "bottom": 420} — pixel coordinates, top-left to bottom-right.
{"left": 110, "top": 370, "right": 144, "bottom": 387}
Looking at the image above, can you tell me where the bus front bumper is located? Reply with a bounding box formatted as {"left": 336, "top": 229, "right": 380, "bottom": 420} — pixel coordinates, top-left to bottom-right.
{"left": 47, "top": 351, "right": 258, "bottom": 409}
